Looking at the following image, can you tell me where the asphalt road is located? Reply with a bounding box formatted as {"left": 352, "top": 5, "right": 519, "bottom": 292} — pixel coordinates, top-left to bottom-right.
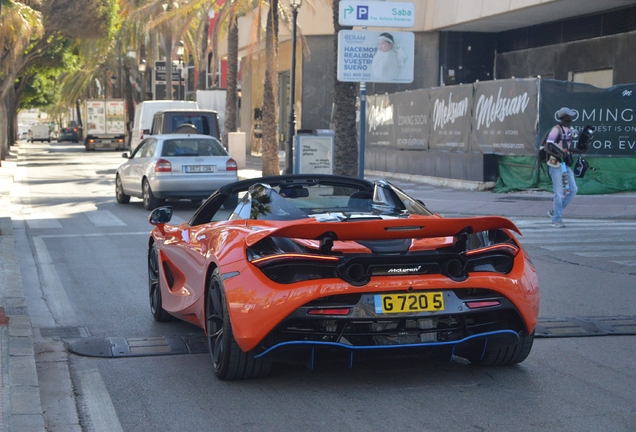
{"left": 11, "top": 141, "right": 636, "bottom": 431}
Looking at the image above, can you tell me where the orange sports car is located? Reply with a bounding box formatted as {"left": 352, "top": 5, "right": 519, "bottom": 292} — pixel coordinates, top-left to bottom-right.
{"left": 147, "top": 175, "right": 539, "bottom": 380}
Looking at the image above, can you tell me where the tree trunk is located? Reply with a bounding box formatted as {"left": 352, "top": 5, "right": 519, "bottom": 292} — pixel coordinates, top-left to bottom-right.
{"left": 0, "top": 98, "right": 7, "bottom": 163}
{"left": 332, "top": 0, "right": 359, "bottom": 177}
{"left": 124, "top": 66, "right": 135, "bottom": 145}
{"left": 223, "top": 14, "right": 239, "bottom": 147}
{"left": 197, "top": 18, "right": 209, "bottom": 91}
{"left": 261, "top": 0, "right": 280, "bottom": 176}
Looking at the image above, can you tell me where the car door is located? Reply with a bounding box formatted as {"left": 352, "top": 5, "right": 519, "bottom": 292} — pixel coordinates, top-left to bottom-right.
{"left": 121, "top": 139, "right": 156, "bottom": 196}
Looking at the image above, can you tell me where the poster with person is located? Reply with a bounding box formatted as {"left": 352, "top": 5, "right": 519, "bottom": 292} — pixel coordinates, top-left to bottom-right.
{"left": 337, "top": 30, "right": 414, "bottom": 84}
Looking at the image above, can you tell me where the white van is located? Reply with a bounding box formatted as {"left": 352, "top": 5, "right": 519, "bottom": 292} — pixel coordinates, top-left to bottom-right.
{"left": 130, "top": 100, "right": 197, "bottom": 151}
{"left": 28, "top": 124, "right": 51, "bottom": 143}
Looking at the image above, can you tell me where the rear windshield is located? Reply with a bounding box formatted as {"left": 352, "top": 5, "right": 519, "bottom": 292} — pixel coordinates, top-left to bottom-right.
{"left": 161, "top": 138, "right": 228, "bottom": 157}
{"left": 171, "top": 115, "right": 213, "bottom": 135}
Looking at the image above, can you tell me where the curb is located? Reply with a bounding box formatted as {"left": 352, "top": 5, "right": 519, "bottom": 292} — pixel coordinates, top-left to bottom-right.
{"left": 0, "top": 217, "right": 46, "bottom": 432}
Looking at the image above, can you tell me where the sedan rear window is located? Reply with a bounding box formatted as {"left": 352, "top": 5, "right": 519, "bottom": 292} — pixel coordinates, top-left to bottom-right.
{"left": 161, "top": 139, "right": 228, "bottom": 157}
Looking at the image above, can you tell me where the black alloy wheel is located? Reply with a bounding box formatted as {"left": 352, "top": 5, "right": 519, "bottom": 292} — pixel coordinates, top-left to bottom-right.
{"left": 148, "top": 244, "right": 173, "bottom": 322}
{"left": 206, "top": 269, "right": 271, "bottom": 380}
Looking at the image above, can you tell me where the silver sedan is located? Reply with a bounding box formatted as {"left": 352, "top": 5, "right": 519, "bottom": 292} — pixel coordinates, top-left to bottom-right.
{"left": 115, "top": 134, "right": 238, "bottom": 210}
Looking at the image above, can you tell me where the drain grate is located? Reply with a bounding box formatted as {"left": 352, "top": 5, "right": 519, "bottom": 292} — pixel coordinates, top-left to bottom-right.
{"left": 38, "top": 326, "right": 90, "bottom": 340}
{"left": 4, "top": 306, "right": 29, "bottom": 316}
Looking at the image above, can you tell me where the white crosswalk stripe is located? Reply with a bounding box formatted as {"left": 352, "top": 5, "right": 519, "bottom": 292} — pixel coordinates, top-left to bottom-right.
{"left": 508, "top": 217, "right": 636, "bottom": 266}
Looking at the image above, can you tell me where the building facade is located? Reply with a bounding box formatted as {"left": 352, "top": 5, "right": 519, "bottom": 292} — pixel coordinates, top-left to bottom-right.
{"left": 224, "top": 0, "right": 636, "bottom": 169}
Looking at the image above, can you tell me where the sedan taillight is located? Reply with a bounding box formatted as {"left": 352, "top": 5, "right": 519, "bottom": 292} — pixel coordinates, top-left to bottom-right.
{"left": 226, "top": 158, "right": 237, "bottom": 171}
{"left": 155, "top": 159, "right": 172, "bottom": 172}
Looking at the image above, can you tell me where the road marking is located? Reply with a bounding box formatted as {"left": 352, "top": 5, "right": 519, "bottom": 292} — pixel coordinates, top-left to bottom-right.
{"left": 83, "top": 210, "right": 128, "bottom": 227}
{"left": 33, "top": 237, "right": 78, "bottom": 326}
{"left": 540, "top": 244, "right": 636, "bottom": 251}
{"left": 39, "top": 232, "right": 151, "bottom": 239}
{"left": 24, "top": 212, "right": 63, "bottom": 229}
{"left": 575, "top": 251, "right": 636, "bottom": 258}
{"left": 76, "top": 368, "right": 124, "bottom": 432}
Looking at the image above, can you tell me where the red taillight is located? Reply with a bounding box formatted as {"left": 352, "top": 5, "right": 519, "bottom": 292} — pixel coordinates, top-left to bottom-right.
{"left": 226, "top": 158, "right": 237, "bottom": 171}
{"left": 307, "top": 308, "right": 351, "bottom": 316}
{"left": 465, "top": 244, "right": 519, "bottom": 257}
{"left": 155, "top": 159, "right": 172, "bottom": 172}
{"left": 465, "top": 300, "right": 501, "bottom": 309}
{"left": 250, "top": 253, "right": 341, "bottom": 268}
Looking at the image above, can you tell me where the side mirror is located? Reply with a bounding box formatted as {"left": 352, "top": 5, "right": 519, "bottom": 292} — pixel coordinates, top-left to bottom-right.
{"left": 149, "top": 206, "right": 173, "bottom": 225}
{"left": 122, "top": 152, "right": 129, "bottom": 159}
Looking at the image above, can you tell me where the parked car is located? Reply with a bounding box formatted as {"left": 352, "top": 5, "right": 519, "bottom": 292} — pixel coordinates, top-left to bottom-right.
{"left": 58, "top": 127, "right": 79, "bottom": 143}
{"left": 115, "top": 134, "right": 238, "bottom": 210}
{"left": 145, "top": 174, "right": 539, "bottom": 380}
{"left": 149, "top": 109, "right": 220, "bottom": 139}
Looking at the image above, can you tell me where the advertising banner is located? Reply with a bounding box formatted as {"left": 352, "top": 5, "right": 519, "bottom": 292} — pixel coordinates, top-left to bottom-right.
{"left": 337, "top": 30, "right": 414, "bottom": 84}
{"left": 540, "top": 80, "right": 636, "bottom": 156}
{"left": 428, "top": 85, "right": 473, "bottom": 152}
{"left": 391, "top": 89, "right": 429, "bottom": 150}
{"left": 470, "top": 79, "right": 539, "bottom": 155}
{"left": 366, "top": 93, "right": 395, "bottom": 148}
{"left": 153, "top": 61, "right": 186, "bottom": 100}
{"left": 296, "top": 136, "right": 334, "bottom": 174}
{"left": 85, "top": 101, "right": 106, "bottom": 135}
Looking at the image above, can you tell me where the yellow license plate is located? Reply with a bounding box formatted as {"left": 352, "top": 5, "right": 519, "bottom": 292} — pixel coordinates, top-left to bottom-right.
{"left": 375, "top": 292, "right": 445, "bottom": 314}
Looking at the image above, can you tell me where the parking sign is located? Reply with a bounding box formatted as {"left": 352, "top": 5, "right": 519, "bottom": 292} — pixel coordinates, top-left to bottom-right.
{"left": 339, "top": 1, "right": 415, "bottom": 28}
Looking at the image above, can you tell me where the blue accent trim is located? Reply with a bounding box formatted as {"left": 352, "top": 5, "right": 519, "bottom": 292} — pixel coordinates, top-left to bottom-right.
{"left": 374, "top": 295, "right": 383, "bottom": 313}
{"left": 253, "top": 329, "right": 519, "bottom": 359}
{"left": 311, "top": 348, "right": 315, "bottom": 370}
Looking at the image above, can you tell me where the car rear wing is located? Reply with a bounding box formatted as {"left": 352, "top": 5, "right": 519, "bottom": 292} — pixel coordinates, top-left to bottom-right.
{"left": 245, "top": 216, "right": 520, "bottom": 247}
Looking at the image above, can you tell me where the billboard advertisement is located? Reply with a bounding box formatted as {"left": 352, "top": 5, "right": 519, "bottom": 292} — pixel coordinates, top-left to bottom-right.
{"left": 337, "top": 30, "right": 414, "bottom": 84}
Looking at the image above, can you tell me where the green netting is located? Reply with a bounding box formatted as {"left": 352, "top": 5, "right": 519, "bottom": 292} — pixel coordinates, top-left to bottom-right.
{"left": 495, "top": 156, "right": 636, "bottom": 195}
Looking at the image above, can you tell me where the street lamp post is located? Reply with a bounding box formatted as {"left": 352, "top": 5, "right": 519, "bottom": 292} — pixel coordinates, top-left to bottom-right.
{"left": 138, "top": 59, "right": 147, "bottom": 102}
{"left": 284, "top": 0, "right": 302, "bottom": 174}
{"left": 176, "top": 40, "right": 185, "bottom": 101}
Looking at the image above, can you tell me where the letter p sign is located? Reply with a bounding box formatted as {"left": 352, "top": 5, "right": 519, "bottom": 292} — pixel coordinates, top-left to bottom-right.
{"left": 357, "top": 5, "right": 369, "bottom": 20}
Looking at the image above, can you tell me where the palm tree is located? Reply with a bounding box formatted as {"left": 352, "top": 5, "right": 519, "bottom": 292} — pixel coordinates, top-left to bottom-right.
{"left": 330, "top": 0, "right": 357, "bottom": 177}
{"left": 261, "top": 0, "right": 280, "bottom": 176}
{"left": 0, "top": 0, "right": 44, "bottom": 159}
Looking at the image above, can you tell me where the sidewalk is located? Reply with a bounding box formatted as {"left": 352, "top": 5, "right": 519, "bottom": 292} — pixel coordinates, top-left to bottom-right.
{"left": 0, "top": 147, "right": 635, "bottom": 431}
{"left": 1, "top": 147, "right": 47, "bottom": 431}
{"left": 242, "top": 154, "right": 636, "bottom": 220}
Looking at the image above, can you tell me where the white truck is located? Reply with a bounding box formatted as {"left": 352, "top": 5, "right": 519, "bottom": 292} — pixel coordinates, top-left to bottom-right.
{"left": 28, "top": 124, "right": 51, "bottom": 142}
{"left": 84, "top": 99, "right": 126, "bottom": 151}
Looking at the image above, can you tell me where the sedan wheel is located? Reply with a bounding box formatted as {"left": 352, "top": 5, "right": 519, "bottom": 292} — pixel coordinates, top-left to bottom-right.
{"left": 143, "top": 179, "right": 163, "bottom": 210}
{"left": 148, "top": 244, "right": 173, "bottom": 322}
{"left": 206, "top": 269, "right": 271, "bottom": 380}
{"left": 115, "top": 175, "right": 130, "bottom": 204}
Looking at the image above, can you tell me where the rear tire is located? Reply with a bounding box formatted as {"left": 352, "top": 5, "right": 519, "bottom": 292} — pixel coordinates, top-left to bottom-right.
{"left": 206, "top": 269, "right": 271, "bottom": 380}
{"left": 143, "top": 179, "right": 163, "bottom": 210}
{"left": 472, "top": 331, "right": 535, "bottom": 366}
{"left": 115, "top": 175, "right": 130, "bottom": 204}
{"left": 148, "top": 244, "right": 173, "bottom": 322}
